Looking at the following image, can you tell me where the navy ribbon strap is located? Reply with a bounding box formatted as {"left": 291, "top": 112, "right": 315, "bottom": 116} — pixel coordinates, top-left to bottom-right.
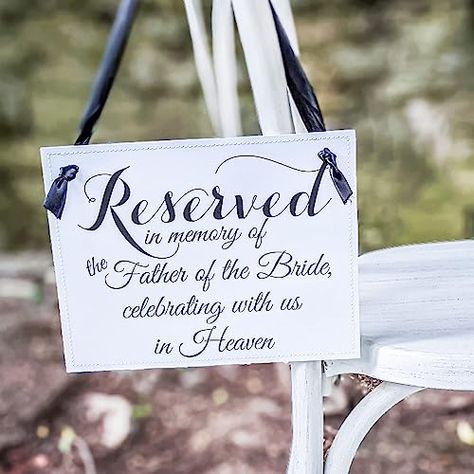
{"left": 75, "top": 0, "right": 138, "bottom": 145}
{"left": 269, "top": 5, "right": 353, "bottom": 205}
{"left": 269, "top": 2, "right": 325, "bottom": 133}
{"left": 43, "top": 0, "right": 137, "bottom": 220}
{"left": 318, "top": 148, "right": 353, "bottom": 204}
{"left": 43, "top": 165, "right": 79, "bottom": 219}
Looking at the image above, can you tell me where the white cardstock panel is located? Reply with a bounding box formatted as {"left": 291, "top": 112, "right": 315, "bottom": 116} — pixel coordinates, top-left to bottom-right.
{"left": 41, "top": 131, "right": 359, "bottom": 372}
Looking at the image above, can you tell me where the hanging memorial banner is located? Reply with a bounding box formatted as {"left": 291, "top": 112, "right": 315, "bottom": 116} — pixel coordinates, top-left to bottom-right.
{"left": 41, "top": 130, "right": 359, "bottom": 372}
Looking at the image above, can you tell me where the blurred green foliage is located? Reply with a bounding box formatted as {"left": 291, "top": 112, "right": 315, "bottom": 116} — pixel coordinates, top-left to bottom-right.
{"left": 0, "top": 0, "right": 472, "bottom": 251}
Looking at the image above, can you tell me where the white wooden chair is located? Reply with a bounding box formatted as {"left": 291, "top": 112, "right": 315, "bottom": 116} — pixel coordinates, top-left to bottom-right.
{"left": 185, "top": 4, "right": 324, "bottom": 472}
{"left": 324, "top": 239, "right": 474, "bottom": 473}
{"left": 184, "top": 2, "right": 474, "bottom": 473}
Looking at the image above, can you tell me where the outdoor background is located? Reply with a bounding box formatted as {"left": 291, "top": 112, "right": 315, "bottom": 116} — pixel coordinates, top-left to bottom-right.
{"left": 0, "top": 0, "right": 473, "bottom": 473}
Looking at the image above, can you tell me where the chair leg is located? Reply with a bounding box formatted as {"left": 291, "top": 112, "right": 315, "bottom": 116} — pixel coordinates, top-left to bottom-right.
{"left": 287, "top": 362, "right": 324, "bottom": 474}
{"left": 324, "top": 381, "right": 423, "bottom": 474}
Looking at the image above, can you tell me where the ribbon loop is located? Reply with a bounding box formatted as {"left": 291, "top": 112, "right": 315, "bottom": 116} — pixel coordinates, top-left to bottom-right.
{"left": 318, "top": 148, "right": 353, "bottom": 204}
{"left": 43, "top": 165, "right": 79, "bottom": 219}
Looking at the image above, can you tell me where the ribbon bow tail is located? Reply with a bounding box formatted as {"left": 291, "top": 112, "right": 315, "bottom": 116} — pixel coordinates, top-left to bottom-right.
{"left": 318, "top": 148, "right": 353, "bottom": 204}
{"left": 43, "top": 165, "right": 79, "bottom": 219}
{"left": 43, "top": 177, "right": 68, "bottom": 219}
{"left": 329, "top": 168, "right": 353, "bottom": 204}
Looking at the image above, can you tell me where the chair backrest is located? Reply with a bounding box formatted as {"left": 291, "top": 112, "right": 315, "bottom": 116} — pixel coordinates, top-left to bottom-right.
{"left": 184, "top": 2, "right": 325, "bottom": 472}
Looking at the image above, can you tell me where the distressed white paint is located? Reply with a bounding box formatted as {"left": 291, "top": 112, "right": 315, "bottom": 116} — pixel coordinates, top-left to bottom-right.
{"left": 326, "top": 240, "right": 474, "bottom": 391}
{"left": 270, "top": 0, "right": 307, "bottom": 134}
{"left": 271, "top": 0, "right": 300, "bottom": 55}
{"left": 229, "top": 3, "right": 324, "bottom": 472}
{"left": 212, "top": 0, "right": 241, "bottom": 136}
{"left": 184, "top": 0, "right": 221, "bottom": 135}
{"left": 232, "top": 0, "right": 294, "bottom": 135}
{"left": 186, "top": 3, "right": 474, "bottom": 472}
{"left": 187, "top": 3, "right": 328, "bottom": 471}
{"left": 325, "top": 382, "right": 423, "bottom": 474}
{"left": 288, "top": 362, "right": 324, "bottom": 474}
{"left": 323, "top": 239, "right": 474, "bottom": 471}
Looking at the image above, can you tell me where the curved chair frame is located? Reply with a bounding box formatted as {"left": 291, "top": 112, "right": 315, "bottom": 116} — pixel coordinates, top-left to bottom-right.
{"left": 325, "top": 382, "right": 423, "bottom": 473}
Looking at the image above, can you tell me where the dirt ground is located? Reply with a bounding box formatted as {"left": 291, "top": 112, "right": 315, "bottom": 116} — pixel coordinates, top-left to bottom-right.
{"left": 1, "top": 255, "right": 474, "bottom": 474}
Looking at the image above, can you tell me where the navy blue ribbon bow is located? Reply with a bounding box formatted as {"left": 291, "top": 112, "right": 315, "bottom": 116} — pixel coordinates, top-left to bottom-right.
{"left": 43, "top": 165, "right": 79, "bottom": 219}
{"left": 318, "top": 148, "right": 353, "bottom": 204}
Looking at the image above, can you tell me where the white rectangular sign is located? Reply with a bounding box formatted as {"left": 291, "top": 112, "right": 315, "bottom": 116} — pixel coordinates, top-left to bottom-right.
{"left": 41, "top": 131, "right": 359, "bottom": 372}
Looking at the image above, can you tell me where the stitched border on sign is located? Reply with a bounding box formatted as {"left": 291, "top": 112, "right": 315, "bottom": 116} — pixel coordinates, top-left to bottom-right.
{"left": 44, "top": 133, "right": 359, "bottom": 368}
